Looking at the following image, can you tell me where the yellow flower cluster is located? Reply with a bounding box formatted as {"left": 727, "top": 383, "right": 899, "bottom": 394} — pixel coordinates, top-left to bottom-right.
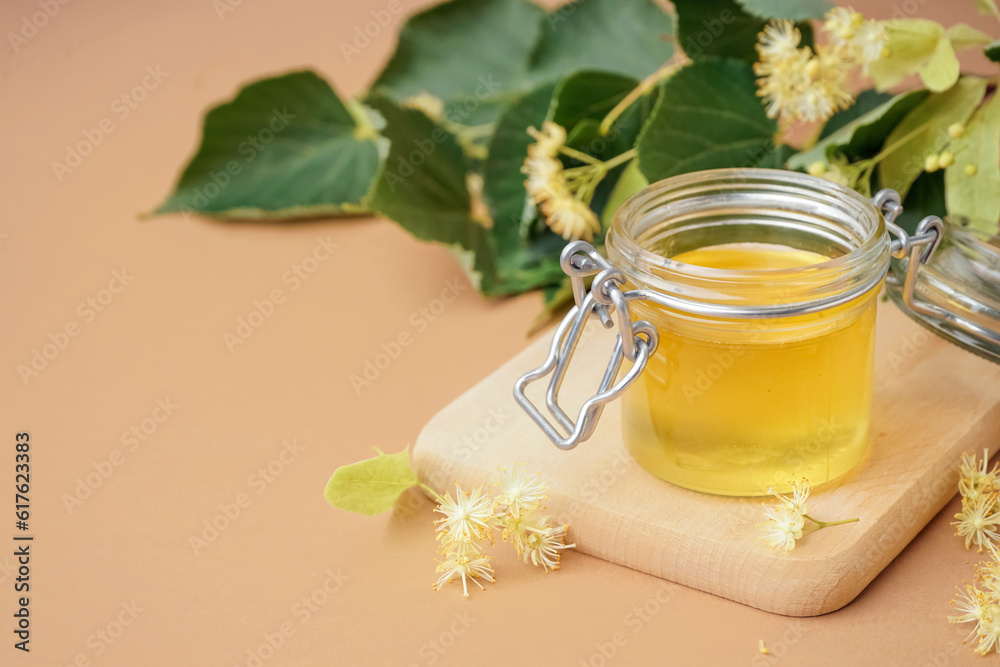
{"left": 754, "top": 8, "right": 887, "bottom": 125}
{"left": 758, "top": 479, "right": 810, "bottom": 553}
{"left": 431, "top": 466, "right": 575, "bottom": 597}
{"left": 758, "top": 478, "right": 859, "bottom": 554}
{"left": 522, "top": 122, "right": 602, "bottom": 242}
{"left": 953, "top": 449, "right": 1000, "bottom": 552}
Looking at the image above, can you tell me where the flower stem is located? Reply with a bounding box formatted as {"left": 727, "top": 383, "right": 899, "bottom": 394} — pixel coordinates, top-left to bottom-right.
{"left": 599, "top": 59, "right": 684, "bottom": 136}
{"left": 602, "top": 148, "right": 637, "bottom": 171}
{"left": 419, "top": 482, "right": 444, "bottom": 503}
{"left": 803, "top": 514, "right": 859, "bottom": 529}
{"left": 558, "top": 145, "right": 603, "bottom": 165}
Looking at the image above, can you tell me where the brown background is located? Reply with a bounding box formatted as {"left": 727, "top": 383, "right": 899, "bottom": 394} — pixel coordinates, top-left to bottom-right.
{"left": 1, "top": 0, "right": 995, "bottom": 665}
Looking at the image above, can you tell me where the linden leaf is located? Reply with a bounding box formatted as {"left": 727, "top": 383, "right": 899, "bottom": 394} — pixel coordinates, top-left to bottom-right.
{"left": 868, "top": 19, "right": 945, "bottom": 91}
{"left": 946, "top": 23, "right": 994, "bottom": 51}
{"left": 734, "top": 0, "right": 833, "bottom": 21}
{"left": 877, "top": 77, "right": 986, "bottom": 200}
{"left": 986, "top": 39, "right": 1000, "bottom": 62}
{"left": 788, "top": 90, "right": 928, "bottom": 170}
{"left": 945, "top": 92, "right": 1000, "bottom": 233}
{"left": 601, "top": 159, "right": 648, "bottom": 228}
{"left": 324, "top": 448, "right": 418, "bottom": 516}
{"left": 918, "top": 35, "right": 960, "bottom": 92}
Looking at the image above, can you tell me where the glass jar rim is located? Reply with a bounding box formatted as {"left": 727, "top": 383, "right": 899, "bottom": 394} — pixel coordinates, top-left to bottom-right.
{"left": 606, "top": 168, "right": 890, "bottom": 314}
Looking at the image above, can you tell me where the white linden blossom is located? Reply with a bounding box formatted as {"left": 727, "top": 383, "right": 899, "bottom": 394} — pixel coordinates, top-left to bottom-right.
{"left": 433, "top": 539, "right": 495, "bottom": 598}
{"left": 954, "top": 493, "right": 1000, "bottom": 552}
{"left": 544, "top": 195, "right": 601, "bottom": 241}
{"left": 960, "top": 449, "right": 997, "bottom": 501}
{"left": 522, "top": 524, "right": 575, "bottom": 572}
{"left": 850, "top": 20, "right": 889, "bottom": 68}
{"left": 771, "top": 479, "right": 810, "bottom": 517}
{"left": 950, "top": 583, "right": 990, "bottom": 643}
{"left": 522, "top": 154, "right": 564, "bottom": 206}
{"left": 497, "top": 465, "right": 547, "bottom": 513}
{"left": 500, "top": 506, "right": 550, "bottom": 556}
{"left": 757, "top": 19, "right": 802, "bottom": 62}
{"left": 759, "top": 503, "right": 805, "bottom": 554}
{"left": 434, "top": 483, "right": 497, "bottom": 544}
{"left": 527, "top": 122, "right": 567, "bottom": 159}
{"left": 977, "top": 607, "right": 1000, "bottom": 655}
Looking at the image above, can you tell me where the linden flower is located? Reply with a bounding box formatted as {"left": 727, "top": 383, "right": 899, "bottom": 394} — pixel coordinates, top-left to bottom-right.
{"left": 824, "top": 7, "right": 887, "bottom": 69}
{"left": 953, "top": 493, "right": 1000, "bottom": 552}
{"left": 497, "top": 465, "right": 547, "bottom": 513}
{"left": 960, "top": 449, "right": 997, "bottom": 501}
{"left": 771, "top": 479, "right": 810, "bottom": 517}
{"left": 527, "top": 122, "right": 567, "bottom": 159}
{"left": 754, "top": 22, "right": 852, "bottom": 125}
{"left": 434, "top": 483, "right": 497, "bottom": 544}
{"left": 950, "top": 583, "right": 990, "bottom": 642}
{"left": 434, "top": 539, "right": 495, "bottom": 598}
{"left": 757, "top": 19, "right": 802, "bottom": 62}
{"left": 544, "top": 195, "right": 601, "bottom": 241}
{"left": 500, "top": 506, "right": 550, "bottom": 556}
{"left": 977, "top": 607, "right": 1000, "bottom": 655}
{"left": 522, "top": 524, "right": 575, "bottom": 572}
{"left": 759, "top": 503, "right": 805, "bottom": 553}
{"left": 522, "top": 154, "right": 565, "bottom": 206}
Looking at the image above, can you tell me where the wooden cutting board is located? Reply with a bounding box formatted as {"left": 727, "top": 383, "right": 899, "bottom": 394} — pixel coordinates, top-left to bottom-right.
{"left": 412, "top": 302, "right": 1000, "bottom": 616}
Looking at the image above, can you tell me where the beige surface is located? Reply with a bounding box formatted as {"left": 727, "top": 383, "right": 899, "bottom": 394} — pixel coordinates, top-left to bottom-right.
{"left": 415, "top": 305, "right": 1000, "bottom": 616}
{"left": 1, "top": 0, "right": 996, "bottom": 665}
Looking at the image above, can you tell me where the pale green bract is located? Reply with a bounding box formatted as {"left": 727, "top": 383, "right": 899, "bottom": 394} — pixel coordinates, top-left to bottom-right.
{"left": 945, "top": 93, "right": 1000, "bottom": 233}
{"left": 323, "top": 448, "right": 418, "bottom": 516}
{"left": 877, "top": 78, "right": 987, "bottom": 200}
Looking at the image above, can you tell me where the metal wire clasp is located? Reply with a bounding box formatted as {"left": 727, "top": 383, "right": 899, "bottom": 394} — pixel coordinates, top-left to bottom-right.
{"left": 513, "top": 241, "right": 659, "bottom": 450}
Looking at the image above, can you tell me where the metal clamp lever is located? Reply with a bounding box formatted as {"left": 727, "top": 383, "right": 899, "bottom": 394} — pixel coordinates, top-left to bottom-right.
{"left": 513, "top": 243, "right": 658, "bottom": 450}
{"left": 873, "top": 190, "right": 1000, "bottom": 348}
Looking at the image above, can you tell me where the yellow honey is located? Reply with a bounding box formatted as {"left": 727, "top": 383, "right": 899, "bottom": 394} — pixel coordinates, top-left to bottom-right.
{"left": 622, "top": 243, "right": 878, "bottom": 496}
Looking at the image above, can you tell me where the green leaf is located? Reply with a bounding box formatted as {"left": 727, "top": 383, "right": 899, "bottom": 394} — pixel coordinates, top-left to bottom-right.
{"left": 366, "top": 92, "right": 499, "bottom": 293}
{"left": 985, "top": 38, "right": 1000, "bottom": 62}
{"left": 552, "top": 71, "right": 643, "bottom": 160}
{"left": 371, "top": 0, "right": 545, "bottom": 126}
{"left": 878, "top": 77, "right": 987, "bottom": 200}
{"left": 895, "top": 170, "right": 946, "bottom": 236}
{"left": 818, "top": 89, "right": 895, "bottom": 140}
{"left": 483, "top": 83, "right": 556, "bottom": 256}
{"left": 637, "top": 59, "right": 777, "bottom": 181}
{"left": 945, "top": 91, "right": 1000, "bottom": 233}
{"left": 868, "top": 20, "right": 952, "bottom": 92}
{"left": 672, "top": 0, "right": 814, "bottom": 62}
{"left": 526, "top": 0, "right": 674, "bottom": 85}
{"left": 323, "top": 448, "right": 418, "bottom": 515}
{"left": 734, "top": 0, "right": 832, "bottom": 21}
{"left": 946, "top": 23, "right": 994, "bottom": 51}
{"left": 788, "top": 90, "right": 929, "bottom": 170}
{"left": 154, "top": 71, "right": 379, "bottom": 219}
{"left": 601, "top": 159, "right": 648, "bottom": 228}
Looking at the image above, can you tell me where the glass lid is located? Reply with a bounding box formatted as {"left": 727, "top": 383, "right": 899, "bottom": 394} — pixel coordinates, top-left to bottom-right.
{"left": 886, "top": 218, "right": 1000, "bottom": 363}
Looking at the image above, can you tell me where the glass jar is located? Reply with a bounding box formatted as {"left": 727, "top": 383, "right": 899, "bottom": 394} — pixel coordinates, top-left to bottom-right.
{"left": 605, "top": 169, "right": 886, "bottom": 496}
{"left": 514, "top": 168, "right": 1000, "bottom": 497}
